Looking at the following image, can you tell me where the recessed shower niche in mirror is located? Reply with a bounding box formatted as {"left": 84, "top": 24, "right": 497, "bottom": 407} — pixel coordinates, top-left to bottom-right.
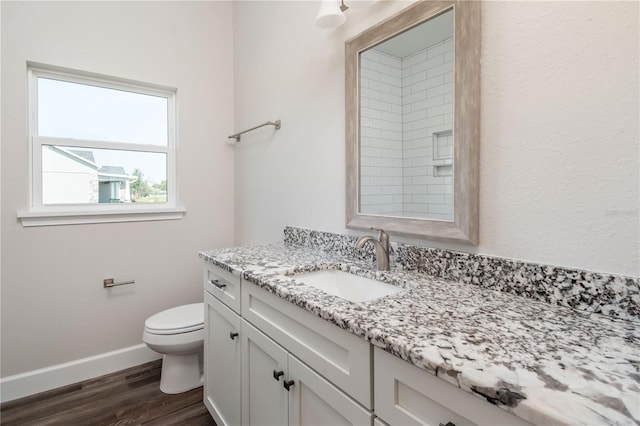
{"left": 346, "top": 0, "right": 479, "bottom": 244}
{"left": 360, "top": 9, "right": 454, "bottom": 220}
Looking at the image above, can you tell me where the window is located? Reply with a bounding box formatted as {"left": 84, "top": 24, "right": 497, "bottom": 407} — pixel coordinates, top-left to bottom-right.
{"left": 19, "top": 64, "right": 184, "bottom": 226}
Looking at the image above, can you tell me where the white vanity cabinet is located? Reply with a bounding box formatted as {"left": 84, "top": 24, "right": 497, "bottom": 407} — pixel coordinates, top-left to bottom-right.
{"left": 242, "top": 319, "right": 371, "bottom": 426}
{"left": 204, "top": 291, "right": 241, "bottom": 426}
{"left": 374, "top": 347, "right": 533, "bottom": 426}
{"left": 241, "top": 280, "right": 372, "bottom": 409}
{"left": 204, "top": 261, "right": 532, "bottom": 426}
{"left": 204, "top": 262, "right": 372, "bottom": 426}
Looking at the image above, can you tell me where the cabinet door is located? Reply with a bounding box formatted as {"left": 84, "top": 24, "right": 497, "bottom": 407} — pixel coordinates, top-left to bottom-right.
{"left": 242, "top": 319, "right": 289, "bottom": 426}
{"left": 288, "top": 355, "right": 372, "bottom": 426}
{"left": 204, "top": 292, "right": 242, "bottom": 426}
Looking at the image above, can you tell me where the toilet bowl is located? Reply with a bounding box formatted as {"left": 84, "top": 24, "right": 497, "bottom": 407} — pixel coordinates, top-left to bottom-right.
{"left": 143, "top": 302, "right": 205, "bottom": 394}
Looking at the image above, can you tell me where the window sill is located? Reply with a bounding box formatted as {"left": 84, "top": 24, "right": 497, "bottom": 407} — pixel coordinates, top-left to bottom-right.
{"left": 17, "top": 207, "right": 186, "bottom": 227}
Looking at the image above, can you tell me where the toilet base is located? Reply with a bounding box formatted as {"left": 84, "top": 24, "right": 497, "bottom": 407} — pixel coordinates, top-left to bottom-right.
{"left": 159, "top": 351, "right": 203, "bottom": 394}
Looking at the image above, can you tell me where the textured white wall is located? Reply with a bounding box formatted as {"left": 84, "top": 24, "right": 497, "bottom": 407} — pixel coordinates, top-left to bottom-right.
{"left": 479, "top": 1, "right": 639, "bottom": 276}
{"left": 1, "top": 1, "right": 235, "bottom": 376}
{"left": 234, "top": 1, "right": 639, "bottom": 277}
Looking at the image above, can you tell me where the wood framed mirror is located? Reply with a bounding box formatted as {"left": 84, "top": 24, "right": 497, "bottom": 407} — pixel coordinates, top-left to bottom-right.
{"left": 346, "top": 0, "right": 480, "bottom": 244}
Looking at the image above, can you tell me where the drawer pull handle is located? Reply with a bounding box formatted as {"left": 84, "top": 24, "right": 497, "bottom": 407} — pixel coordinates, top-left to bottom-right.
{"left": 229, "top": 332, "right": 239, "bottom": 340}
{"left": 439, "top": 423, "right": 456, "bottom": 426}
{"left": 283, "top": 380, "right": 295, "bottom": 391}
{"left": 210, "top": 279, "right": 227, "bottom": 290}
{"left": 273, "top": 370, "right": 284, "bottom": 381}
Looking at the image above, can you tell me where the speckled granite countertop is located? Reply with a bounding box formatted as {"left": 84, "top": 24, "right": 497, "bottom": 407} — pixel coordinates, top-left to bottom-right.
{"left": 200, "top": 243, "right": 640, "bottom": 426}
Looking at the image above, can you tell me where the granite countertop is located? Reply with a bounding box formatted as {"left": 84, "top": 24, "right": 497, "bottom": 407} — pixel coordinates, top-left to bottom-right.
{"left": 200, "top": 243, "right": 640, "bottom": 426}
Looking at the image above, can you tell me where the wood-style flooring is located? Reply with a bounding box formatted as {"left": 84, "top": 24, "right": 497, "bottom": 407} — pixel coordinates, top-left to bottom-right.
{"left": 0, "top": 360, "right": 216, "bottom": 426}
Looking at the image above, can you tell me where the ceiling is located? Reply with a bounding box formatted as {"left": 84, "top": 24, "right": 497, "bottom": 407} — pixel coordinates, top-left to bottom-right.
{"left": 372, "top": 9, "right": 454, "bottom": 58}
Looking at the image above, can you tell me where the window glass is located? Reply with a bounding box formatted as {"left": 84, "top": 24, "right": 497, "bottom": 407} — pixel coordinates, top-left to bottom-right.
{"left": 41, "top": 145, "right": 167, "bottom": 205}
{"left": 37, "top": 77, "right": 168, "bottom": 146}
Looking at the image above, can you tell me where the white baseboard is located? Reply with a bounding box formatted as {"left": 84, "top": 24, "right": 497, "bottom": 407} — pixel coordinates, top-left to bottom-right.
{"left": 0, "top": 343, "right": 162, "bottom": 403}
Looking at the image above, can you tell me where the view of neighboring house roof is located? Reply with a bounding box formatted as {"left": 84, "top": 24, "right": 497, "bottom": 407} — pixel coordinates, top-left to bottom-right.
{"left": 49, "top": 146, "right": 99, "bottom": 169}
{"left": 98, "top": 165, "right": 135, "bottom": 181}
{"left": 69, "top": 149, "right": 96, "bottom": 164}
{"left": 99, "top": 166, "right": 127, "bottom": 175}
{"left": 50, "top": 146, "right": 135, "bottom": 181}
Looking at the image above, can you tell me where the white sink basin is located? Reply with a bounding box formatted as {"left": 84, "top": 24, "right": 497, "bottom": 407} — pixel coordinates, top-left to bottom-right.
{"left": 290, "top": 269, "right": 402, "bottom": 302}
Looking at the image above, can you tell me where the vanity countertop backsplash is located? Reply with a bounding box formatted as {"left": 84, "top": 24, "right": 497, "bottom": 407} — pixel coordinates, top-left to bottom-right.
{"left": 200, "top": 226, "right": 639, "bottom": 425}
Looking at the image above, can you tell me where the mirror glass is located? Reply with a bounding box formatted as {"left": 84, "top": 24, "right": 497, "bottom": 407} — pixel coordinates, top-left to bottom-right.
{"left": 359, "top": 9, "right": 454, "bottom": 221}
{"left": 346, "top": 1, "right": 480, "bottom": 244}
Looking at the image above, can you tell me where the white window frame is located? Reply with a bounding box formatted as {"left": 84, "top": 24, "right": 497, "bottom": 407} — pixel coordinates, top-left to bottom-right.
{"left": 18, "top": 63, "right": 185, "bottom": 226}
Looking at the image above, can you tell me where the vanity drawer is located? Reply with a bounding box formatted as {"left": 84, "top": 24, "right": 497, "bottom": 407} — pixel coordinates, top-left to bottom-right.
{"left": 241, "top": 281, "right": 372, "bottom": 409}
{"left": 204, "top": 263, "right": 241, "bottom": 314}
{"left": 374, "top": 347, "right": 532, "bottom": 426}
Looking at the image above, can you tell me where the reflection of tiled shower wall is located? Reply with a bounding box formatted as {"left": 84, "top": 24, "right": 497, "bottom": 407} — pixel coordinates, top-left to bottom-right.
{"left": 360, "top": 39, "right": 453, "bottom": 219}
{"left": 360, "top": 50, "right": 403, "bottom": 216}
{"left": 402, "top": 38, "right": 454, "bottom": 220}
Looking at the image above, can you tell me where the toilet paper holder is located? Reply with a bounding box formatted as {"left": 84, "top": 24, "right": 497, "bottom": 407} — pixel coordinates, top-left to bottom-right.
{"left": 104, "top": 278, "right": 135, "bottom": 288}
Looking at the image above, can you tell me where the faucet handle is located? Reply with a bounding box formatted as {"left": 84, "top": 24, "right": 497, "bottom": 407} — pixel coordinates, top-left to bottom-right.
{"left": 370, "top": 228, "right": 389, "bottom": 245}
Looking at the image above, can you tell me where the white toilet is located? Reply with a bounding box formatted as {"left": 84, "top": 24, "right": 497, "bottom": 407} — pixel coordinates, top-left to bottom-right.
{"left": 142, "top": 302, "right": 205, "bottom": 394}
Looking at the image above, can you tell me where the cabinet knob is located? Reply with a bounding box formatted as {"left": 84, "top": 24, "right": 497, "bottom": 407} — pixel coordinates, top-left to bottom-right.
{"left": 283, "top": 380, "right": 295, "bottom": 391}
{"left": 439, "top": 422, "right": 456, "bottom": 426}
{"left": 273, "top": 370, "right": 284, "bottom": 381}
{"left": 229, "top": 332, "right": 239, "bottom": 340}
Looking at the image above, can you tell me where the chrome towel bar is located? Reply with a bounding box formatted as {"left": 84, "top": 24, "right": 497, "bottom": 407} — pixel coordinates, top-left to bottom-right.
{"left": 228, "top": 120, "right": 281, "bottom": 142}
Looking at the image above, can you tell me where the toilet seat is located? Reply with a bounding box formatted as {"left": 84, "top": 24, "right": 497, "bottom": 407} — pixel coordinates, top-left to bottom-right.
{"left": 144, "top": 303, "right": 204, "bottom": 335}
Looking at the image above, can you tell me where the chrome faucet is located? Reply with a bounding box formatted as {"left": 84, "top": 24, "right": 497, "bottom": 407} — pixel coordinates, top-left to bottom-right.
{"left": 355, "top": 228, "right": 390, "bottom": 271}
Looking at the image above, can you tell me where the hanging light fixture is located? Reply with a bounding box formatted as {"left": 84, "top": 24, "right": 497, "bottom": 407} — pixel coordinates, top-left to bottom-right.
{"left": 315, "top": 0, "right": 349, "bottom": 29}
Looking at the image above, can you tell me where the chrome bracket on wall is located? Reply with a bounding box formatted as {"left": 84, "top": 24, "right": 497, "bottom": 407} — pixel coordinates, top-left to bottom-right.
{"left": 228, "top": 120, "right": 281, "bottom": 142}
